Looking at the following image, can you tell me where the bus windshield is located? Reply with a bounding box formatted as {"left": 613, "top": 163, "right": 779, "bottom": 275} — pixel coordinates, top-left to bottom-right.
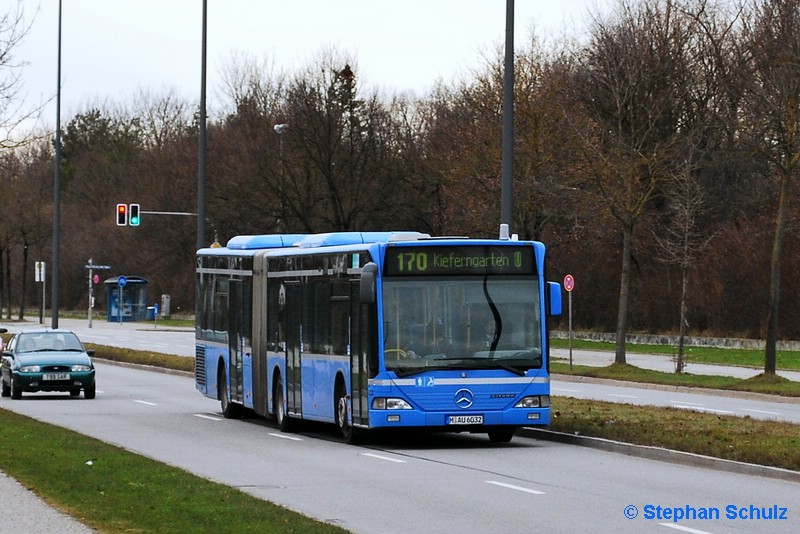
{"left": 382, "top": 276, "right": 543, "bottom": 376}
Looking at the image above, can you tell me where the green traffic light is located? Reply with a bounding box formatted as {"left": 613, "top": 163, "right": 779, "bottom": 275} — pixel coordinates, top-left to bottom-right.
{"left": 129, "top": 204, "right": 140, "bottom": 226}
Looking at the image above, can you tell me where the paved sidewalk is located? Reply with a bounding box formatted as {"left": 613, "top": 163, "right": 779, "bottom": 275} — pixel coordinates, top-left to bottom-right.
{"left": 0, "top": 472, "right": 94, "bottom": 533}
{"left": 552, "top": 348, "right": 800, "bottom": 381}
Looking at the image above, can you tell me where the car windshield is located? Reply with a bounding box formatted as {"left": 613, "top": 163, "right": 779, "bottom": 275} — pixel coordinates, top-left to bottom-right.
{"left": 382, "top": 276, "right": 543, "bottom": 376}
{"left": 17, "top": 332, "right": 84, "bottom": 353}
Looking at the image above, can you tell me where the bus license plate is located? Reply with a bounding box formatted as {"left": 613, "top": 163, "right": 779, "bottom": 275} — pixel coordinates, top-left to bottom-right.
{"left": 43, "top": 373, "right": 70, "bottom": 381}
{"left": 447, "top": 415, "right": 483, "bottom": 425}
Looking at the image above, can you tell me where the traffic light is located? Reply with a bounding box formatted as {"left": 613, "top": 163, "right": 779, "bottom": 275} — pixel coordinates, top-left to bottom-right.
{"left": 129, "top": 203, "right": 140, "bottom": 226}
{"left": 116, "top": 203, "right": 127, "bottom": 226}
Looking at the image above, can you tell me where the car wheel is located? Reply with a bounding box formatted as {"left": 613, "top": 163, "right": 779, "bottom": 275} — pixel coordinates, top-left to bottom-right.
{"left": 84, "top": 383, "right": 96, "bottom": 399}
{"left": 10, "top": 379, "right": 21, "bottom": 400}
{"left": 1, "top": 378, "right": 10, "bottom": 398}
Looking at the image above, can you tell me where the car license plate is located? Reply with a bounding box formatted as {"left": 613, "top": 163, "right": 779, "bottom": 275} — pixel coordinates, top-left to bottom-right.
{"left": 43, "top": 373, "right": 70, "bottom": 381}
{"left": 447, "top": 415, "right": 483, "bottom": 425}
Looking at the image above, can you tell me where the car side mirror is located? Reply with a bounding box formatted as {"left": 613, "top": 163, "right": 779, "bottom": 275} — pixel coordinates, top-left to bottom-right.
{"left": 86, "top": 350, "right": 95, "bottom": 357}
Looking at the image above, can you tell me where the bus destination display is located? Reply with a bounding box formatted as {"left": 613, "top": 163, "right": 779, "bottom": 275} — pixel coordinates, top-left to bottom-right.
{"left": 384, "top": 245, "right": 535, "bottom": 276}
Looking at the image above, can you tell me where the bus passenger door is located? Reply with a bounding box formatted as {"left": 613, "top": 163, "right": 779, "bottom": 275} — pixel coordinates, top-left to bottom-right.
{"left": 351, "top": 280, "right": 369, "bottom": 426}
{"left": 228, "top": 280, "right": 244, "bottom": 404}
{"left": 285, "top": 281, "right": 302, "bottom": 417}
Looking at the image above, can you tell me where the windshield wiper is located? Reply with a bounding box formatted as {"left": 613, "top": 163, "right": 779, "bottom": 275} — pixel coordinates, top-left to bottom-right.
{"left": 437, "top": 357, "right": 527, "bottom": 377}
{"left": 392, "top": 365, "right": 450, "bottom": 378}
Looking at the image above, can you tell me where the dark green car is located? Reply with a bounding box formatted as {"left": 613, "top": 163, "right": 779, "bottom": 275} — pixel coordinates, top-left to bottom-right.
{"left": 1, "top": 329, "right": 96, "bottom": 399}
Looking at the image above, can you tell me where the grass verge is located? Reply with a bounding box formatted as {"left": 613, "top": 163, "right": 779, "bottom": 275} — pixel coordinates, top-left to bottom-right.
{"left": 85, "top": 343, "right": 194, "bottom": 373}
{"left": 0, "top": 409, "right": 347, "bottom": 533}
{"left": 550, "top": 397, "right": 800, "bottom": 471}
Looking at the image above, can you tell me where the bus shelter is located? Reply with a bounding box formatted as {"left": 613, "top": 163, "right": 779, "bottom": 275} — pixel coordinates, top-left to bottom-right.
{"left": 104, "top": 276, "right": 149, "bottom": 322}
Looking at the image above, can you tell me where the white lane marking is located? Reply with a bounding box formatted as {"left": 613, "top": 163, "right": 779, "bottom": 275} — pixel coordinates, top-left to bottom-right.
{"left": 552, "top": 387, "right": 580, "bottom": 393}
{"left": 268, "top": 433, "right": 303, "bottom": 441}
{"left": 134, "top": 400, "right": 158, "bottom": 406}
{"left": 486, "top": 481, "right": 545, "bottom": 495}
{"left": 607, "top": 393, "right": 638, "bottom": 399}
{"left": 659, "top": 522, "right": 715, "bottom": 534}
{"left": 671, "top": 404, "right": 734, "bottom": 415}
{"left": 193, "top": 413, "right": 222, "bottom": 421}
{"left": 670, "top": 401, "right": 703, "bottom": 406}
{"left": 362, "top": 453, "right": 406, "bottom": 463}
{"left": 742, "top": 408, "right": 781, "bottom": 416}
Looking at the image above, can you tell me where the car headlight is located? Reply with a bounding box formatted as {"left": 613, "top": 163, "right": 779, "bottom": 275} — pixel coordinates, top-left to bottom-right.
{"left": 71, "top": 364, "right": 92, "bottom": 372}
{"left": 19, "top": 365, "right": 41, "bottom": 373}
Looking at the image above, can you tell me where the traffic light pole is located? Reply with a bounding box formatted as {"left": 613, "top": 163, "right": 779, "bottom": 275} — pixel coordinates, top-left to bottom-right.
{"left": 114, "top": 205, "right": 197, "bottom": 226}
{"left": 140, "top": 211, "right": 197, "bottom": 216}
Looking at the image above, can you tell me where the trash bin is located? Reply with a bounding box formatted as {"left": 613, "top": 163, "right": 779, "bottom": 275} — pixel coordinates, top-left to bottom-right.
{"left": 146, "top": 306, "right": 156, "bottom": 320}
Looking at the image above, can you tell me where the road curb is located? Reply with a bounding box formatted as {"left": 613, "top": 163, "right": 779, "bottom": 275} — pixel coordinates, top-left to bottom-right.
{"left": 520, "top": 427, "right": 800, "bottom": 483}
{"left": 94, "top": 358, "right": 193, "bottom": 378}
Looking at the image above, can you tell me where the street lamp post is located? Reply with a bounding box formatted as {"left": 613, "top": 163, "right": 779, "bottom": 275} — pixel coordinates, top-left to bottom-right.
{"left": 197, "top": 0, "right": 208, "bottom": 250}
{"left": 52, "top": 0, "right": 63, "bottom": 329}
{"left": 500, "top": 0, "right": 515, "bottom": 236}
{"left": 273, "top": 124, "right": 289, "bottom": 231}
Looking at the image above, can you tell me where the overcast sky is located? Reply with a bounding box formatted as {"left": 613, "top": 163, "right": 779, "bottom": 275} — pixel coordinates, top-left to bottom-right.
{"left": 13, "top": 1, "right": 607, "bottom": 132}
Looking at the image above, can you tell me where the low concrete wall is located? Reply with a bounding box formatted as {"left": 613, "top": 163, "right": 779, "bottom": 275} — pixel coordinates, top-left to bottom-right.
{"left": 551, "top": 331, "right": 800, "bottom": 352}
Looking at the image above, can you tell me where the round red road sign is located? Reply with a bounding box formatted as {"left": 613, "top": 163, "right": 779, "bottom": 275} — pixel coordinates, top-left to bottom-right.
{"left": 564, "top": 274, "right": 575, "bottom": 292}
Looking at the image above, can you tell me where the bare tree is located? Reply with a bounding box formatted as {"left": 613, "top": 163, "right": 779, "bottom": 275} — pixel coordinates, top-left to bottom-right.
{"left": 279, "top": 52, "right": 400, "bottom": 232}
{"left": 0, "top": 1, "right": 40, "bottom": 150}
{"left": 652, "top": 161, "right": 715, "bottom": 372}
{"left": 574, "top": 0, "right": 704, "bottom": 364}
{"left": 741, "top": 0, "right": 800, "bottom": 374}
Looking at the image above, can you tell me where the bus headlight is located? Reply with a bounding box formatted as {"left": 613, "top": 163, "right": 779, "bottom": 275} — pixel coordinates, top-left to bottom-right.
{"left": 514, "top": 395, "right": 550, "bottom": 408}
{"left": 372, "top": 397, "right": 413, "bottom": 410}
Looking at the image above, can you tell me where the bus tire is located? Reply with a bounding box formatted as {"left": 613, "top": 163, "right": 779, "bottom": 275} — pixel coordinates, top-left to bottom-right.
{"left": 218, "top": 366, "right": 241, "bottom": 419}
{"left": 488, "top": 426, "right": 516, "bottom": 443}
{"left": 274, "top": 374, "right": 294, "bottom": 432}
{"left": 335, "top": 380, "right": 362, "bottom": 444}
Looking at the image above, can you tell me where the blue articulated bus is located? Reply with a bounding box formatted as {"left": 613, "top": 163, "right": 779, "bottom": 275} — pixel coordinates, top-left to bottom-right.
{"left": 195, "top": 231, "right": 562, "bottom": 443}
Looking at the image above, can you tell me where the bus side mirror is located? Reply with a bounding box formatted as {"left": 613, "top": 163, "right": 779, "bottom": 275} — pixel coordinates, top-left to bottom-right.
{"left": 548, "top": 281, "right": 562, "bottom": 316}
{"left": 360, "top": 262, "right": 378, "bottom": 304}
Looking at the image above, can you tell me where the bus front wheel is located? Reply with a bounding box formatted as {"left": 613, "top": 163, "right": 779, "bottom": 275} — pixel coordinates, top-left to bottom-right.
{"left": 488, "top": 426, "right": 516, "bottom": 443}
{"left": 335, "top": 381, "right": 362, "bottom": 444}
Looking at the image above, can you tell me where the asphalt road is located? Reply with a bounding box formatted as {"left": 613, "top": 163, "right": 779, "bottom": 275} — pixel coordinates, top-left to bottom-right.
{"left": 1, "top": 317, "right": 799, "bottom": 533}
{"left": 0, "top": 362, "right": 797, "bottom": 534}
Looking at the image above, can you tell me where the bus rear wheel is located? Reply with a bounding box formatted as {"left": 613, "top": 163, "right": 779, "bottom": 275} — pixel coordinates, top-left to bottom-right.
{"left": 274, "top": 374, "right": 294, "bottom": 432}
{"left": 219, "top": 366, "right": 241, "bottom": 419}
